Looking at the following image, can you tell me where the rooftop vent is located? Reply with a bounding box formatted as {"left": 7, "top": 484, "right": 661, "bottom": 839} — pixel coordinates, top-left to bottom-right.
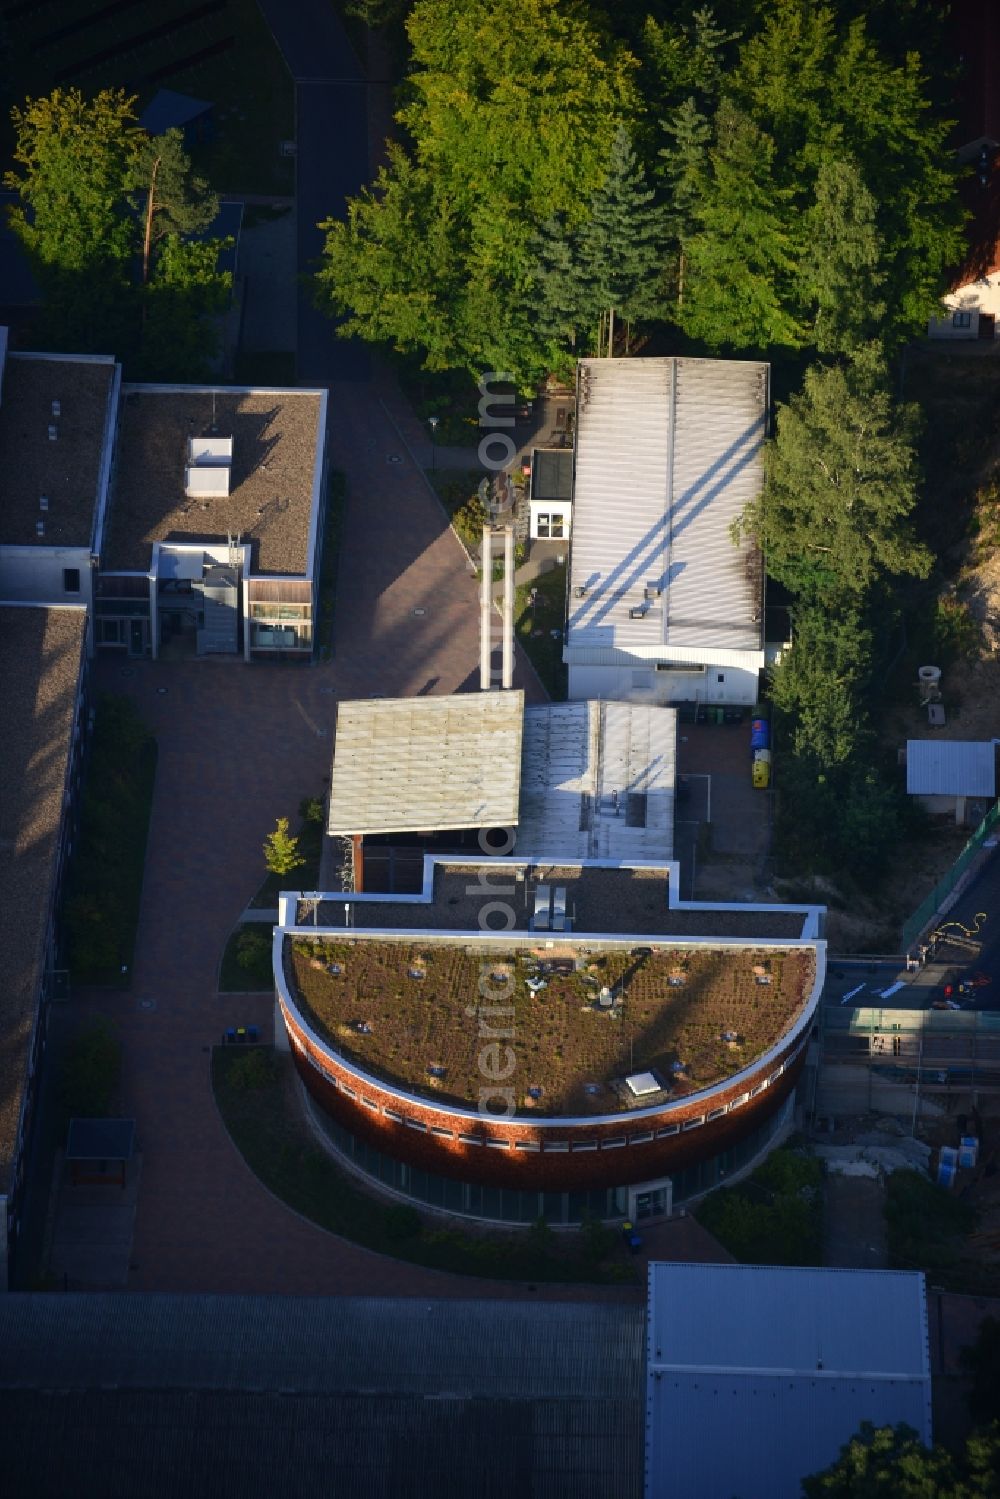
{"left": 36, "top": 519, "right": 44, "bottom": 538}
{"left": 644, "top": 582, "right": 662, "bottom": 599}
{"left": 185, "top": 434, "right": 233, "bottom": 498}
{"left": 47, "top": 424, "right": 58, "bottom": 442}
{"left": 628, "top": 605, "right": 647, "bottom": 620}
{"left": 51, "top": 399, "right": 61, "bottom": 418}
{"left": 39, "top": 495, "right": 49, "bottom": 512}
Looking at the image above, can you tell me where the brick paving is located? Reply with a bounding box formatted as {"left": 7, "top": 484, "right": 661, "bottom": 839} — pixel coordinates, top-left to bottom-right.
{"left": 66, "top": 387, "right": 626, "bottom": 1300}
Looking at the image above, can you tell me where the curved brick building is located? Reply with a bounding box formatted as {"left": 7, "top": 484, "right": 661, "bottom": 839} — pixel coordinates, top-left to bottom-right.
{"left": 274, "top": 859, "right": 825, "bottom": 1225}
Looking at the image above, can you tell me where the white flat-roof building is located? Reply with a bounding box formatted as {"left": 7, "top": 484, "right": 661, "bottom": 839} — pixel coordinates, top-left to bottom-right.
{"left": 565, "top": 357, "right": 768, "bottom": 707}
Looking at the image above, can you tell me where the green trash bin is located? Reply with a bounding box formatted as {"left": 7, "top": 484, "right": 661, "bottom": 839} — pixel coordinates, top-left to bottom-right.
{"left": 715, "top": 706, "right": 725, "bottom": 725}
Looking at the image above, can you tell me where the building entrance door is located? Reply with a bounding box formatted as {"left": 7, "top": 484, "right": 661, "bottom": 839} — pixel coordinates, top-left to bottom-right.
{"left": 129, "top": 620, "right": 146, "bottom": 656}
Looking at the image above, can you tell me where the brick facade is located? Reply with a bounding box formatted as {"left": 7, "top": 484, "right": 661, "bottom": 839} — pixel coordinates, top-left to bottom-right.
{"left": 281, "top": 995, "right": 810, "bottom": 1192}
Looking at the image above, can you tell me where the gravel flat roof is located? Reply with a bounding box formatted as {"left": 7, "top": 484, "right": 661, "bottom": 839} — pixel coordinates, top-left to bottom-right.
{"left": 306, "top": 864, "right": 808, "bottom": 941}
{"left": 105, "top": 387, "right": 324, "bottom": 574}
{"left": 0, "top": 605, "right": 87, "bottom": 1193}
{"left": 0, "top": 353, "right": 116, "bottom": 547}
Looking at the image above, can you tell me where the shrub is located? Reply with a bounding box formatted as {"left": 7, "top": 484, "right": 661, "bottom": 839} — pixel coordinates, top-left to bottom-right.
{"left": 61, "top": 1017, "right": 121, "bottom": 1118}
{"left": 236, "top": 928, "right": 270, "bottom": 971}
{"left": 886, "top": 1169, "right": 975, "bottom": 1274}
{"left": 227, "top": 1049, "right": 279, "bottom": 1092}
{"left": 299, "top": 795, "right": 325, "bottom": 825}
{"left": 383, "top": 1204, "right": 422, "bottom": 1242}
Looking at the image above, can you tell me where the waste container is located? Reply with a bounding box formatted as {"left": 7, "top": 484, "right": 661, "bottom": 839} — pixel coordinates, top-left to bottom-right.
{"left": 750, "top": 717, "right": 770, "bottom": 750}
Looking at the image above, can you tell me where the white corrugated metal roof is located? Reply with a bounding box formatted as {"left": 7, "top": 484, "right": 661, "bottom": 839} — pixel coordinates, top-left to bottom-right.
{"left": 567, "top": 357, "right": 767, "bottom": 662}
{"left": 328, "top": 692, "right": 524, "bottom": 835}
{"left": 516, "top": 701, "right": 675, "bottom": 861}
{"left": 906, "top": 739, "right": 996, "bottom": 798}
{"left": 645, "top": 1263, "right": 931, "bottom": 1499}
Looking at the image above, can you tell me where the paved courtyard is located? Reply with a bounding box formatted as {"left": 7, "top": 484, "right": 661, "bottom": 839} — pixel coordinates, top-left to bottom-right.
{"left": 61, "top": 382, "right": 616, "bottom": 1300}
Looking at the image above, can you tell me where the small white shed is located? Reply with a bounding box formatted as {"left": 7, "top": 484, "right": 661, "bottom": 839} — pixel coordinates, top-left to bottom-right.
{"left": 905, "top": 739, "right": 996, "bottom": 823}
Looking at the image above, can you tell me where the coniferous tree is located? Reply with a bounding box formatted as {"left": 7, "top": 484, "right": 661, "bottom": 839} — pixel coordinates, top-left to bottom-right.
{"left": 736, "top": 357, "right": 931, "bottom": 603}
{"left": 679, "top": 101, "right": 804, "bottom": 351}
{"left": 523, "top": 128, "right": 669, "bottom": 361}
{"left": 127, "top": 127, "right": 219, "bottom": 285}
{"left": 800, "top": 157, "right": 887, "bottom": 355}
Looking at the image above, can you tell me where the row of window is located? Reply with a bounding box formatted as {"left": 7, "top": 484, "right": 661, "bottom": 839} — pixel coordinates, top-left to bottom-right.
{"left": 306, "top": 1088, "right": 795, "bottom": 1223}
{"left": 289, "top": 1024, "right": 798, "bottom": 1147}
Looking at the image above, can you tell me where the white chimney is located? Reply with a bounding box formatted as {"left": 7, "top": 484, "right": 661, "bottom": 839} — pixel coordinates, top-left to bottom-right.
{"left": 39, "top": 495, "right": 49, "bottom": 511}
{"left": 36, "top": 519, "right": 45, "bottom": 538}
{"left": 51, "top": 399, "right": 61, "bottom": 418}
{"left": 47, "top": 424, "right": 58, "bottom": 441}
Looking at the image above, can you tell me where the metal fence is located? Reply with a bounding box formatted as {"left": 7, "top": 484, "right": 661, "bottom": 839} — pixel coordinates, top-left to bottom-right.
{"left": 901, "top": 800, "right": 1000, "bottom": 953}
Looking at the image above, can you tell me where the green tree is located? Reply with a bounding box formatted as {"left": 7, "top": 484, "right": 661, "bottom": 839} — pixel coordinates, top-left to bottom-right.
{"left": 801, "top": 156, "right": 887, "bottom": 354}
{"left": 737, "top": 360, "right": 931, "bottom": 602}
{"left": 802, "top": 1421, "right": 1000, "bottom": 1498}
{"left": 138, "top": 235, "right": 232, "bottom": 380}
{"left": 770, "top": 606, "right": 873, "bottom": 767}
{"left": 524, "top": 127, "right": 669, "bottom": 360}
{"left": 727, "top": 0, "right": 964, "bottom": 350}
{"left": 678, "top": 100, "right": 804, "bottom": 351}
{"left": 5, "top": 87, "right": 140, "bottom": 271}
{"left": 127, "top": 127, "right": 218, "bottom": 285}
{"left": 315, "top": 0, "right": 639, "bottom": 380}
{"left": 658, "top": 96, "right": 712, "bottom": 307}
{"left": 263, "top": 817, "right": 306, "bottom": 877}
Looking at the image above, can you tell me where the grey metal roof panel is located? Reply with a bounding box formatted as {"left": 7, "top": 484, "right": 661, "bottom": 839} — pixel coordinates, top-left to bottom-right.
{"left": 327, "top": 692, "right": 525, "bottom": 835}
{"left": 567, "top": 358, "right": 766, "bottom": 660}
{"left": 645, "top": 1371, "right": 931, "bottom": 1499}
{"left": 647, "top": 1264, "right": 929, "bottom": 1377}
{"left": 645, "top": 1265, "right": 930, "bottom": 1499}
{"left": 0, "top": 1293, "right": 645, "bottom": 1399}
{"left": 6, "top": 1389, "right": 643, "bottom": 1499}
{"left": 905, "top": 739, "right": 996, "bottom": 798}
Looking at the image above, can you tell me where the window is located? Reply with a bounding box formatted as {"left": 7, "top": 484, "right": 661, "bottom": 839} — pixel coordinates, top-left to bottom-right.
{"left": 63, "top": 568, "right": 81, "bottom": 594}
{"left": 535, "top": 511, "right": 565, "bottom": 539}
{"left": 97, "top": 619, "right": 124, "bottom": 645}
{"left": 953, "top": 311, "right": 973, "bottom": 329}
{"left": 655, "top": 662, "right": 705, "bottom": 674}
{"left": 717, "top": 672, "right": 725, "bottom": 683}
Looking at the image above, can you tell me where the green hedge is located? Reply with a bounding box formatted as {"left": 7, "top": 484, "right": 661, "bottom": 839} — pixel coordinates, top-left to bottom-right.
{"left": 62, "top": 695, "right": 157, "bottom": 987}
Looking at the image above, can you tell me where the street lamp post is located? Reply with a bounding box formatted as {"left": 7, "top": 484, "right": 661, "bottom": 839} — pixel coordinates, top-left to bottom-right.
{"left": 428, "top": 414, "right": 439, "bottom": 470}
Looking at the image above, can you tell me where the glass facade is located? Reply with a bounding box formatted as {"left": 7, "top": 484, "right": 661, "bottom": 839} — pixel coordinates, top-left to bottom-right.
{"left": 305, "top": 1093, "right": 793, "bottom": 1224}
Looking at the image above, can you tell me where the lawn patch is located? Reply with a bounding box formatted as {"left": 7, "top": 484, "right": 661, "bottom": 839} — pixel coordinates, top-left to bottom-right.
{"left": 212, "top": 1046, "right": 637, "bottom": 1283}
{"left": 62, "top": 694, "right": 157, "bottom": 988}
{"left": 695, "top": 1146, "right": 824, "bottom": 1265}
{"left": 516, "top": 562, "right": 567, "bottom": 699}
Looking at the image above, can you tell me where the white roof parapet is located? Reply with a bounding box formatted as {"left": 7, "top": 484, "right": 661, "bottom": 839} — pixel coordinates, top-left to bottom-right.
{"left": 567, "top": 356, "right": 767, "bottom": 661}
{"left": 327, "top": 691, "right": 525, "bottom": 836}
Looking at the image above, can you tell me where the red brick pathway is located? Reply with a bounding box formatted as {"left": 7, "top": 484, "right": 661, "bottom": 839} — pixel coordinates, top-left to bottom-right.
{"left": 70, "top": 385, "right": 631, "bottom": 1299}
